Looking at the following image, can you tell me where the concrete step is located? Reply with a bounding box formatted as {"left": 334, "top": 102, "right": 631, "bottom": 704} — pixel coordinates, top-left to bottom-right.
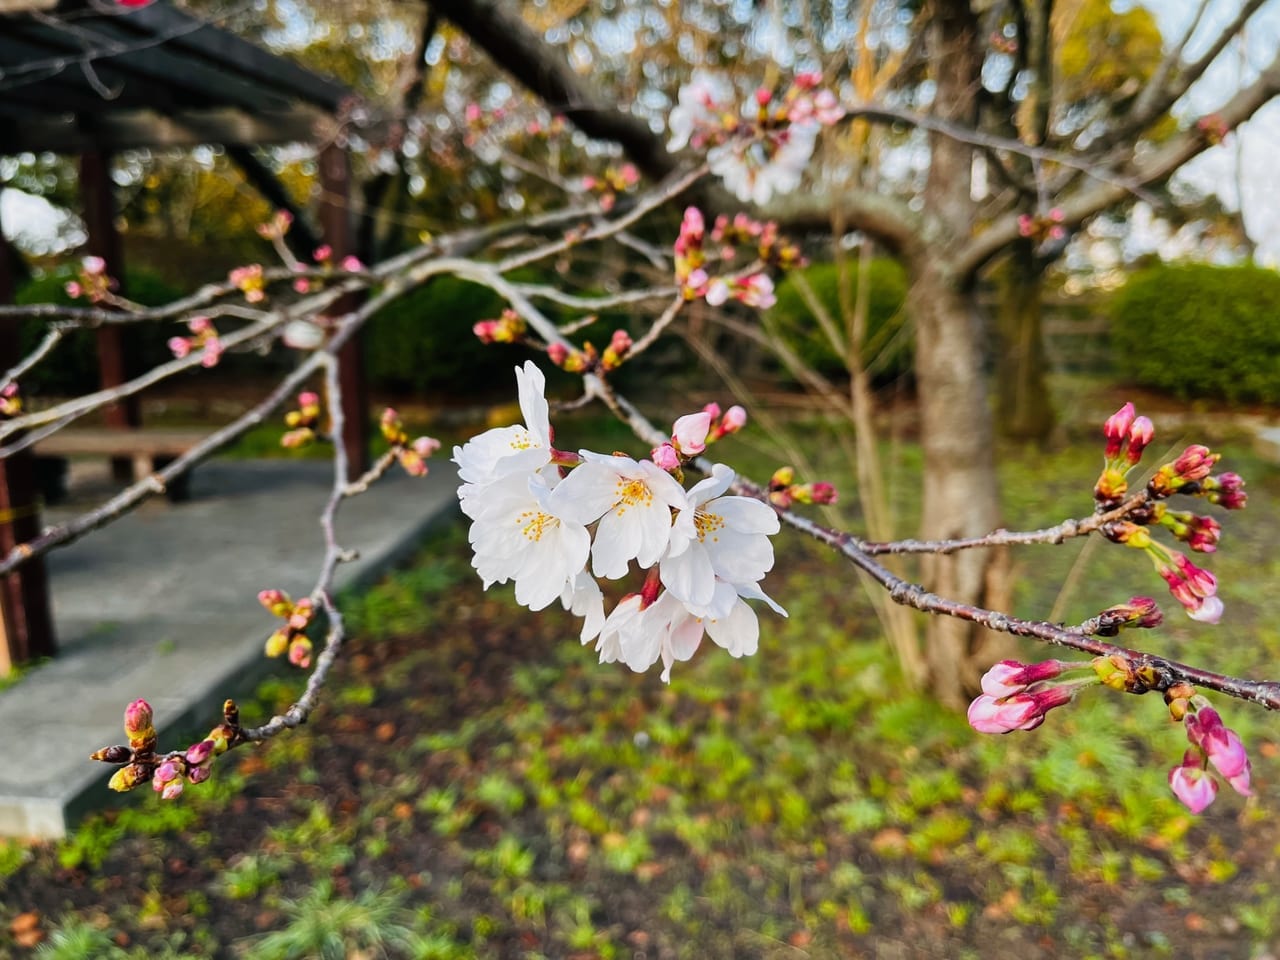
{"left": 0, "top": 458, "right": 460, "bottom": 838}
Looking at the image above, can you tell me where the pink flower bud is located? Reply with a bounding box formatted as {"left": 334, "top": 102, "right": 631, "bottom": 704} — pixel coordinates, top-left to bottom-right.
{"left": 720, "top": 405, "right": 747, "bottom": 434}
{"left": 185, "top": 740, "right": 215, "bottom": 766}
{"left": 1103, "top": 403, "right": 1135, "bottom": 459}
{"left": 297, "top": 391, "right": 320, "bottom": 409}
{"left": 979, "top": 659, "right": 1067, "bottom": 698}
{"left": 702, "top": 402, "right": 722, "bottom": 421}
{"left": 609, "top": 329, "right": 633, "bottom": 355}
{"left": 124, "top": 699, "right": 155, "bottom": 746}
{"left": 83, "top": 255, "right": 106, "bottom": 275}
{"left": 200, "top": 339, "right": 222, "bottom": 368}
{"left": 65, "top": 281, "right": 82, "bottom": 299}
{"left": 808, "top": 482, "right": 838, "bottom": 504}
{"left": 168, "top": 337, "right": 191, "bottom": 359}
{"left": 1126, "top": 416, "right": 1154, "bottom": 464}
{"left": 672, "top": 411, "right": 712, "bottom": 455}
{"left": 340, "top": 256, "right": 364, "bottom": 272}
{"left": 967, "top": 685, "right": 1075, "bottom": 734}
{"left": 1169, "top": 760, "right": 1218, "bottom": 814}
{"left": 412, "top": 436, "right": 441, "bottom": 458}
{"left": 547, "top": 342, "right": 569, "bottom": 367}
{"left": 188, "top": 316, "right": 212, "bottom": 335}
{"left": 257, "top": 589, "right": 292, "bottom": 617}
{"left": 288, "top": 636, "right": 313, "bottom": 669}
{"left": 651, "top": 442, "right": 680, "bottom": 471}
{"left": 473, "top": 320, "right": 499, "bottom": 343}
{"left": 313, "top": 244, "right": 332, "bottom": 263}
{"left": 704, "top": 278, "right": 730, "bottom": 306}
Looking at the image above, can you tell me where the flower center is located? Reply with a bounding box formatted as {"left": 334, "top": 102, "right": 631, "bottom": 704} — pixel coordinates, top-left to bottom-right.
{"left": 694, "top": 509, "right": 725, "bottom": 543}
{"left": 614, "top": 478, "right": 653, "bottom": 515}
{"left": 516, "top": 509, "right": 558, "bottom": 542}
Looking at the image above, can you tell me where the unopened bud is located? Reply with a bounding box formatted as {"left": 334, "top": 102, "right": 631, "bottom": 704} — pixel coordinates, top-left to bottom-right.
{"left": 108, "top": 763, "right": 151, "bottom": 792}
{"left": 770, "top": 466, "right": 796, "bottom": 489}
{"left": 91, "top": 744, "right": 133, "bottom": 764}
{"left": 124, "top": 699, "right": 156, "bottom": 750}
{"left": 1091, "top": 654, "right": 1135, "bottom": 692}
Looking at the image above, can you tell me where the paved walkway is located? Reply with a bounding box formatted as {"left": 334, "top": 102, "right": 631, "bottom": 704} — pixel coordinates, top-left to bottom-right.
{"left": 0, "top": 457, "right": 460, "bottom": 838}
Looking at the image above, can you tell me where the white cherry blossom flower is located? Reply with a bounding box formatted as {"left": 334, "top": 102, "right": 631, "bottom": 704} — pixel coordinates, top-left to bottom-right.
{"left": 668, "top": 71, "right": 736, "bottom": 151}
{"left": 467, "top": 472, "right": 589, "bottom": 612}
{"left": 619, "top": 592, "right": 705, "bottom": 683}
{"left": 453, "top": 361, "right": 553, "bottom": 505}
{"left": 660, "top": 464, "right": 780, "bottom": 616}
{"left": 709, "top": 120, "right": 819, "bottom": 205}
{"left": 561, "top": 570, "right": 606, "bottom": 644}
{"left": 549, "top": 452, "right": 687, "bottom": 579}
{"left": 595, "top": 593, "right": 645, "bottom": 665}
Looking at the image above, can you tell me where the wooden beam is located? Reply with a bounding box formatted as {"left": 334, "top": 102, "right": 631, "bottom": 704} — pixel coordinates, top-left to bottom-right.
{"left": 80, "top": 150, "right": 140, "bottom": 483}
{"left": 318, "top": 143, "right": 368, "bottom": 481}
{"left": 0, "top": 108, "right": 325, "bottom": 155}
{"left": 0, "top": 215, "right": 56, "bottom": 672}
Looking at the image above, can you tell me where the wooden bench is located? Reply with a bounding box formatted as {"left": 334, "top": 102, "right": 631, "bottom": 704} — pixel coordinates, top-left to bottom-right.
{"left": 34, "top": 428, "right": 207, "bottom": 502}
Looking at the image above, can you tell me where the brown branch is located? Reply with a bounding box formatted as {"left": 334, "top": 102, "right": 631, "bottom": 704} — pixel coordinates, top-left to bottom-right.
{"left": 954, "top": 42, "right": 1280, "bottom": 280}
{"left": 858, "top": 490, "right": 1152, "bottom": 555}
{"left": 426, "top": 0, "right": 676, "bottom": 183}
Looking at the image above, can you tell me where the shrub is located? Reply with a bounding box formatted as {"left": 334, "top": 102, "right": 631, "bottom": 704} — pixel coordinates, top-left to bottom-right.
{"left": 364, "top": 273, "right": 633, "bottom": 398}
{"left": 16, "top": 268, "right": 182, "bottom": 397}
{"left": 1110, "top": 262, "right": 1280, "bottom": 403}
{"left": 765, "top": 259, "right": 913, "bottom": 384}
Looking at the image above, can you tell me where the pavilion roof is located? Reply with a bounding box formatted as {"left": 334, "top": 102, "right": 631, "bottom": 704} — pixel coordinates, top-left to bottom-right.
{"left": 0, "top": 0, "right": 353, "bottom": 154}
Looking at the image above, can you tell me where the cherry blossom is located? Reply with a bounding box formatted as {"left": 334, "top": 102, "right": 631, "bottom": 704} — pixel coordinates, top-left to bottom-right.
{"left": 660, "top": 463, "right": 781, "bottom": 616}
{"left": 548, "top": 452, "right": 687, "bottom": 579}
{"left": 454, "top": 361, "right": 554, "bottom": 501}
{"left": 466, "top": 472, "right": 590, "bottom": 612}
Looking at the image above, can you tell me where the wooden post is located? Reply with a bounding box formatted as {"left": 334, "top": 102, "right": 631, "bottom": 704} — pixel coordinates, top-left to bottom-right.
{"left": 318, "top": 143, "right": 368, "bottom": 480}
{"left": 0, "top": 217, "right": 56, "bottom": 672}
{"left": 81, "top": 151, "right": 140, "bottom": 482}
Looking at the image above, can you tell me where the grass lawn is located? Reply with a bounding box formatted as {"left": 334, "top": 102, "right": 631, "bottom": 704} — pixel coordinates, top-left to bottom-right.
{"left": 4, "top": 403, "right": 1280, "bottom": 959}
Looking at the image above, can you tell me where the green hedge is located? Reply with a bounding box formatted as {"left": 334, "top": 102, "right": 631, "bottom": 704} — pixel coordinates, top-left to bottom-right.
{"left": 1109, "top": 263, "right": 1280, "bottom": 403}
{"left": 364, "top": 273, "right": 631, "bottom": 397}
{"left": 766, "top": 259, "right": 913, "bottom": 383}
{"left": 15, "top": 268, "right": 182, "bottom": 397}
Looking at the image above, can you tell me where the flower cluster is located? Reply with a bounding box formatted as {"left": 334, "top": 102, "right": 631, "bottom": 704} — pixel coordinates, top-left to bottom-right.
{"left": 1016, "top": 207, "right": 1065, "bottom": 246}
{"left": 766, "top": 466, "right": 839, "bottom": 509}
{"left": 256, "top": 209, "right": 293, "bottom": 242}
{"left": 711, "top": 213, "right": 805, "bottom": 271}
{"left": 379, "top": 408, "right": 441, "bottom": 477}
{"left": 668, "top": 71, "right": 843, "bottom": 204}
{"left": 64, "top": 255, "right": 115, "bottom": 303}
{"left": 92, "top": 698, "right": 240, "bottom": 800}
{"left": 258, "top": 588, "right": 316, "bottom": 668}
{"left": 167, "top": 316, "right": 223, "bottom": 368}
{"left": 674, "top": 207, "right": 778, "bottom": 309}
{"left": 281, "top": 390, "right": 323, "bottom": 449}
{"left": 0, "top": 382, "right": 21, "bottom": 418}
{"left": 290, "top": 245, "right": 365, "bottom": 296}
{"left": 1165, "top": 686, "right": 1251, "bottom": 813}
{"left": 1197, "top": 113, "right": 1230, "bottom": 145}
{"left": 229, "top": 264, "right": 266, "bottom": 303}
{"left": 1096, "top": 403, "right": 1245, "bottom": 622}
{"left": 473, "top": 308, "right": 526, "bottom": 345}
{"left": 548, "top": 329, "right": 634, "bottom": 374}
{"left": 650, "top": 402, "right": 746, "bottom": 471}
{"left": 967, "top": 658, "right": 1092, "bottom": 733}
{"left": 455, "top": 363, "right": 785, "bottom": 683}
{"left": 582, "top": 163, "right": 640, "bottom": 212}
